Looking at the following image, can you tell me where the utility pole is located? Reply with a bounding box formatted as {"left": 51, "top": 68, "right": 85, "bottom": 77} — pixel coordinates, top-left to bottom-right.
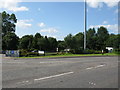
{"left": 84, "top": 0, "right": 87, "bottom": 50}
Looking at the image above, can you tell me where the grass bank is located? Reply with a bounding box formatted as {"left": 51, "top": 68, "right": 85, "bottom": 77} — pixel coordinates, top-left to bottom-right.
{"left": 17, "top": 53, "right": 119, "bottom": 59}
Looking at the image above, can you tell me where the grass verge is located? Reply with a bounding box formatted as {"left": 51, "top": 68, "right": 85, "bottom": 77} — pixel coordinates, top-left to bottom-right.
{"left": 17, "top": 53, "right": 119, "bottom": 59}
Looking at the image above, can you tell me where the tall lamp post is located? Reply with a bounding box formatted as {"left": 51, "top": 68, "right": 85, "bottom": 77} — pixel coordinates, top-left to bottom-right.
{"left": 84, "top": 0, "right": 87, "bottom": 50}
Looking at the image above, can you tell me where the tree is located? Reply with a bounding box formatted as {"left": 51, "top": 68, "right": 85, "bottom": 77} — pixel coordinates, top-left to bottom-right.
{"left": 37, "top": 36, "right": 49, "bottom": 51}
{"left": 86, "top": 28, "right": 96, "bottom": 50}
{"left": 35, "top": 33, "right": 42, "bottom": 38}
{"left": 32, "top": 33, "right": 42, "bottom": 50}
{"left": 64, "top": 33, "right": 84, "bottom": 54}
{"left": 48, "top": 37, "right": 58, "bottom": 51}
{"left": 3, "top": 32, "right": 19, "bottom": 50}
{"left": 96, "top": 26, "right": 109, "bottom": 50}
{"left": 58, "top": 41, "right": 66, "bottom": 51}
{"left": 2, "top": 11, "right": 17, "bottom": 36}
{"left": 74, "top": 32, "right": 84, "bottom": 49}
{"left": 64, "top": 34, "right": 74, "bottom": 49}
{"left": 106, "top": 34, "right": 120, "bottom": 49}
{"left": 2, "top": 11, "right": 18, "bottom": 50}
{"left": 19, "top": 35, "right": 33, "bottom": 50}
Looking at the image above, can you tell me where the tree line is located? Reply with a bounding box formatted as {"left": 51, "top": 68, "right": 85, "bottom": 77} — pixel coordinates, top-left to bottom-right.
{"left": 1, "top": 11, "right": 120, "bottom": 54}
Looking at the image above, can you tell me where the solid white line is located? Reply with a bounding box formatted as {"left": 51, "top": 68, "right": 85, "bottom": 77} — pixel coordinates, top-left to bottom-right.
{"left": 34, "top": 72, "right": 74, "bottom": 81}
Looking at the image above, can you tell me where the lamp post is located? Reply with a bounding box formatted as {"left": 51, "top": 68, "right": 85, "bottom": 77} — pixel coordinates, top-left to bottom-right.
{"left": 84, "top": 0, "right": 87, "bottom": 50}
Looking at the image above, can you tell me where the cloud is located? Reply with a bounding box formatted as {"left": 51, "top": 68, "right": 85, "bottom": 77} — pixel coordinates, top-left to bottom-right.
{"left": 0, "top": 0, "right": 29, "bottom": 12}
{"left": 103, "top": 21, "right": 108, "bottom": 24}
{"left": 38, "top": 22, "right": 45, "bottom": 27}
{"left": 89, "top": 24, "right": 118, "bottom": 33}
{"left": 87, "top": 0, "right": 119, "bottom": 8}
{"left": 16, "top": 19, "right": 32, "bottom": 28}
{"left": 87, "top": 0, "right": 103, "bottom": 8}
{"left": 39, "top": 28, "right": 58, "bottom": 33}
{"left": 103, "top": 0, "right": 118, "bottom": 7}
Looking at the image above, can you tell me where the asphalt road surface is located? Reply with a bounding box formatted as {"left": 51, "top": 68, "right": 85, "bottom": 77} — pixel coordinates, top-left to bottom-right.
{"left": 2, "top": 56, "right": 118, "bottom": 88}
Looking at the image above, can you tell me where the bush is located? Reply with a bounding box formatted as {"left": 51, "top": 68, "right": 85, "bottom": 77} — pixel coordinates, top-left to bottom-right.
{"left": 83, "top": 49, "right": 102, "bottom": 54}
{"left": 19, "top": 49, "right": 28, "bottom": 57}
{"left": 26, "top": 52, "right": 39, "bottom": 57}
{"left": 84, "top": 49, "right": 95, "bottom": 54}
{"left": 19, "top": 49, "right": 39, "bottom": 57}
{"left": 113, "top": 49, "right": 120, "bottom": 54}
{"left": 70, "top": 48, "right": 83, "bottom": 54}
{"left": 94, "top": 50, "right": 102, "bottom": 54}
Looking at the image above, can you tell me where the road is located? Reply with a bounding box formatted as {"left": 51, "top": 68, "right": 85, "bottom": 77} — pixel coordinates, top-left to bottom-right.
{"left": 2, "top": 56, "right": 118, "bottom": 88}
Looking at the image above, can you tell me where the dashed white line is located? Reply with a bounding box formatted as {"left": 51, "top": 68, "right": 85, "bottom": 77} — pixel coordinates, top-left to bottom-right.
{"left": 86, "top": 64, "right": 105, "bottom": 70}
{"left": 17, "top": 80, "right": 29, "bottom": 84}
{"left": 95, "top": 65, "right": 105, "bottom": 68}
{"left": 34, "top": 72, "right": 74, "bottom": 81}
{"left": 89, "top": 82, "right": 96, "bottom": 86}
{"left": 86, "top": 67, "right": 94, "bottom": 70}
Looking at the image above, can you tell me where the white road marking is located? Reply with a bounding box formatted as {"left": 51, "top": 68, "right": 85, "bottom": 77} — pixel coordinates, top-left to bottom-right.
{"left": 89, "top": 82, "right": 96, "bottom": 85}
{"left": 86, "top": 67, "right": 94, "bottom": 70}
{"left": 95, "top": 65, "right": 105, "bottom": 68}
{"left": 86, "top": 64, "right": 105, "bottom": 70}
{"left": 39, "top": 62, "right": 47, "bottom": 63}
{"left": 17, "top": 80, "right": 29, "bottom": 84}
{"left": 34, "top": 72, "right": 74, "bottom": 81}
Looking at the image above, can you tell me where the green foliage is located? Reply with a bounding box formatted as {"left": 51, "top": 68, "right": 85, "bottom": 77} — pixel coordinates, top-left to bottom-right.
{"left": 19, "top": 49, "right": 39, "bottom": 57}
{"left": 96, "top": 26, "right": 109, "bottom": 50}
{"left": 3, "top": 32, "right": 19, "bottom": 50}
{"left": 113, "top": 49, "right": 120, "bottom": 54}
{"left": 64, "top": 33, "right": 84, "bottom": 50}
{"left": 19, "top": 49, "right": 28, "bottom": 57}
{"left": 86, "top": 28, "right": 97, "bottom": 50}
{"left": 37, "top": 36, "right": 48, "bottom": 51}
{"left": 2, "top": 11, "right": 17, "bottom": 36}
{"left": 2, "top": 11, "right": 120, "bottom": 56}
{"left": 70, "top": 48, "right": 84, "bottom": 54}
{"left": 84, "top": 49, "right": 101, "bottom": 54}
{"left": 19, "top": 35, "right": 33, "bottom": 50}
{"left": 26, "top": 52, "right": 39, "bottom": 57}
{"left": 2, "top": 11, "right": 19, "bottom": 50}
{"left": 106, "top": 34, "right": 120, "bottom": 49}
{"left": 64, "top": 34, "right": 73, "bottom": 49}
{"left": 58, "top": 41, "right": 66, "bottom": 51}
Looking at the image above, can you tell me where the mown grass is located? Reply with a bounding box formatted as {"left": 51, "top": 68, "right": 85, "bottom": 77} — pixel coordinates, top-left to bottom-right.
{"left": 17, "top": 52, "right": 119, "bottom": 59}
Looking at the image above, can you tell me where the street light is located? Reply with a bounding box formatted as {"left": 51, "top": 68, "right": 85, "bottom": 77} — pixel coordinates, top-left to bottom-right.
{"left": 84, "top": 0, "right": 87, "bottom": 50}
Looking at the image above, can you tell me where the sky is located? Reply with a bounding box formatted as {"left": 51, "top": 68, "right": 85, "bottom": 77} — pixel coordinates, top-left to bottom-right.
{"left": 0, "top": 0, "right": 119, "bottom": 40}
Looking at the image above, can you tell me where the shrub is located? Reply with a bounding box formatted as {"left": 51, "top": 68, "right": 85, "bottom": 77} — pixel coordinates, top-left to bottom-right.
{"left": 70, "top": 48, "right": 83, "bottom": 54}
{"left": 19, "top": 49, "right": 39, "bottom": 57}
{"left": 83, "top": 49, "right": 102, "bottom": 54}
{"left": 19, "top": 49, "right": 28, "bottom": 57}
{"left": 113, "top": 49, "right": 120, "bottom": 54}
{"left": 26, "top": 52, "right": 39, "bottom": 57}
